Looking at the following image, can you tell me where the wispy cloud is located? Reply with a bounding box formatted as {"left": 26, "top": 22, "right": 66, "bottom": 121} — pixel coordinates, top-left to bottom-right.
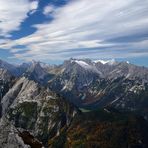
{"left": 0, "top": 0, "right": 39, "bottom": 36}
{"left": 0, "top": 0, "right": 148, "bottom": 62}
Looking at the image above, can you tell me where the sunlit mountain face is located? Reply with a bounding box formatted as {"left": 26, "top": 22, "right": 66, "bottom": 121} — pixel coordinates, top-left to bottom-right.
{"left": 0, "top": 0, "right": 148, "bottom": 147}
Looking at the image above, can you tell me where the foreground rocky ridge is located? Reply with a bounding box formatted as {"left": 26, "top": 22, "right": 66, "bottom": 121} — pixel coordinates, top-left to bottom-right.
{"left": 0, "top": 75, "right": 77, "bottom": 147}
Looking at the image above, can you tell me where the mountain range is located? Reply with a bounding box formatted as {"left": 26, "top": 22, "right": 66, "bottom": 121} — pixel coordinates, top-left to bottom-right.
{"left": 0, "top": 58, "right": 148, "bottom": 148}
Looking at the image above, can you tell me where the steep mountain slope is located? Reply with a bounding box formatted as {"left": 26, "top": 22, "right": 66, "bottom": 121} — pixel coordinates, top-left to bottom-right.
{"left": 48, "top": 59, "right": 103, "bottom": 106}
{"left": 0, "top": 117, "right": 31, "bottom": 148}
{"left": 0, "top": 69, "right": 16, "bottom": 117}
{"left": 23, "top": 61, "right": 52, "bottom": 84}
{"left": 0, "top": 77, "right": 77, "bottom": 147}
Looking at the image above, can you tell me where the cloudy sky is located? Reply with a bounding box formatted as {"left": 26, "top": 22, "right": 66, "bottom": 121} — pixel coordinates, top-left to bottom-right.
{"left": 0, "top": 0, "right": 148, "bottom": 66}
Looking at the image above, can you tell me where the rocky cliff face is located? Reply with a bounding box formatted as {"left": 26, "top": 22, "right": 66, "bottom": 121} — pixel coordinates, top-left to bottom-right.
{"left": 0, "top": 69, "right": 16, "bottom": 118}
{"left": 0, "top": 117, "right": 31, "bottom": 148}
{"left": 0, "top": 76, "right": 77, "bottom": 147}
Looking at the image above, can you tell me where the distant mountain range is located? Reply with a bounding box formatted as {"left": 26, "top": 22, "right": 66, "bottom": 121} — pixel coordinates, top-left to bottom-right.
{"left": 1, "top": 58, "right": 148, "bottom": 115}
{"left": 0, "top": 58, "right": 148, "bottom": 148}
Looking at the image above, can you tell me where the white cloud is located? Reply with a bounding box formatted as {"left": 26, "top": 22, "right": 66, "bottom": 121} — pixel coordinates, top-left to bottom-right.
{"left": 43, "top": 5, "right": 55, "bottom": 15}
{"left": 1, "top": 0, "right": 148, "bottom": 62}
{"left": 0, "top": 0, "right": 38, "bottom": 36}
{"left": 30, "top": 1, "right": 38, "bottom": 10}
{"left": 29, "top": 0, "right": 39, "bottom": 15}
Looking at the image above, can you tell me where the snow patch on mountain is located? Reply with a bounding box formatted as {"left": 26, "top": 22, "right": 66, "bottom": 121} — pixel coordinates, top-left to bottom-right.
{"left": 74, "top": 60, "right": 92, "bottom": 69}
{"left": 71, "top": 59, "right": 102, "bottom": 75}
{"left": 94, "top": 59, "right": 116, "bottom": 65}
{"left": 126, "top": 61, "right": 130, "bottom": 64}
